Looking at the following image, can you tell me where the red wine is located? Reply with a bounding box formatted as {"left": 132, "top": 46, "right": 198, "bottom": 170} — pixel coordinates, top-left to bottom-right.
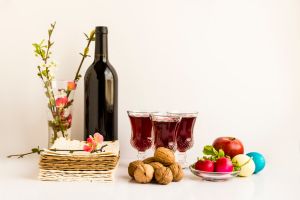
{"left": 176, "top": 116, "right": 197, "bottom": 152}
{"left": 152, "top": 119, "right": 180, "bottom": 151}
{"left": 128, "top": 114, "right": 152, "bottom": 151}
{"left": 84, "top": 26, "right": 118, "bottom": 141}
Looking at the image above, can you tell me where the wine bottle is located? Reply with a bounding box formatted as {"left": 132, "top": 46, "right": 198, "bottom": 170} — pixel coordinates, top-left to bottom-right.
{"left": 84, "top": 26, "right": 118, "bottom": 141}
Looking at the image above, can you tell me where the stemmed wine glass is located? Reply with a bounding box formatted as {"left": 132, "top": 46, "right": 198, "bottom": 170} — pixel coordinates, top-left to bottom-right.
{"left": 127, "top": 111, "right": 154, "bottom": 160}
{"left": 150, "top": 113, "right": 181, "bottom": 151}
{"left": 168, "top": 111, "right": 198, "bottom": 168}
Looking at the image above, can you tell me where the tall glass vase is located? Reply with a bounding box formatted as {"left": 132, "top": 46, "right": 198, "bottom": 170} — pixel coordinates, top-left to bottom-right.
{"left": 47, "top": 80, "right": 76, "bottom": 147}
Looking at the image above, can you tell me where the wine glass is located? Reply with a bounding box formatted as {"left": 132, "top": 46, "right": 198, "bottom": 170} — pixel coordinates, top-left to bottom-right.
{"left": 151, "top": 113, "right": 181, "bottom": 151}
{"left": 169, "top": 111, "right": 198, "bottom": 168}
{"left": 127, "top": 111, "right": 154, "bottom": 160}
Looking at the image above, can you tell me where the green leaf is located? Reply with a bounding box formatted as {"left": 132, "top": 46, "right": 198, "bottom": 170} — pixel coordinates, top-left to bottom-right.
{"left": 32, "top": 43, "right": 39, "bottom": 48}
{"left": 45, "top": 91, "right": 50, "bottom": 97}
{"left": 33, "top": 43, "right": 42, "bottom": 56}
{"left": 75, "top": 74, "right": 82, "bottom": 81}
{"left": 41, "top": 70, "right": 47, "bottom": 77}
{"left": 39, "top": 39, "right": 45, "bottom": 46}
{"left": 50, "top": 98, "right": 55, "bottom": 106}
{"left": 213, "top": 148, "right": 218, "bottom": 155}
{"left": 40, "top": 49, "right": 46, "bottom": 59}
{"left": 31, "top": 148, "right": 40, "bottom": 153}
{"left": 218, "top": 149, "right": 225, "bottom": 158}
{"left": 84, "top": 33, "right": 89, "bottom": 40}
{"left": 234, "top": 165, "right": 241, "bottom": 171}
{"left": 203, "top": 145, "right": 215, "bottom": 156}
{"left": 232, "top": 160, "right": 241, "bottom": 171}
{"left": 51, "top": 22, "right": 56, "bottom": 28}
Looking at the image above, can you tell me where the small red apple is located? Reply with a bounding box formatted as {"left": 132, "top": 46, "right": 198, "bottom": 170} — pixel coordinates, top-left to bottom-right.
{"left": 194, "top": 159, "right": 214, "bottom": 172}
{"left": 212, "top": 137, "right": 244, "bottom": 158}
{"left": 215, "top": 157, "right": 233, "bottom": 172}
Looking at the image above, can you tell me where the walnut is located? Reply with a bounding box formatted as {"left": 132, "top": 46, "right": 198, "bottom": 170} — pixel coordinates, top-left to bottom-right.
{"left": 154, "top": 166, "right": 173, "bottom": 185}
{"left": 128, "top": 160, "right": 143, "bottom": 178}
{"left": 134, "top": 164, "right": 154, "bottom": 184}
{"left": 154, "top": 147, "right": 175, "bottom": 166}
{"left": 143, "top": 157, "right": 156, "bottom": 164}
{"left": 169, "top": 163, "right": 184, "bottom": 182}
{"left": 149, "top": 162, "right": 164, "bottom": 171}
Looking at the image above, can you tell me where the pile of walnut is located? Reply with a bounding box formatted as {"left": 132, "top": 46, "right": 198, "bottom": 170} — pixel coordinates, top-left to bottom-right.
{"left": 128, "top": 147, "right": 184, "bottom": 185}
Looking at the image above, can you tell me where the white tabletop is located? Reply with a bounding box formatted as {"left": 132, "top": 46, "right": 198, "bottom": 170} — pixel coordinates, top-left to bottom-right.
{"left": 0, "top": 152, "right": 299, "bottom": 200}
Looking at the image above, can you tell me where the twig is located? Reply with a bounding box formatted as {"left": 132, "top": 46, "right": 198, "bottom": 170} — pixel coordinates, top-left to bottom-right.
{"left": 66, "top": 30, "right": 95, "bottom": 98}
{"left": 7, "top": 147, "right": 43, "bottom": 158}
{"left": 44, "top": 22, "right": 56, "bottom": 64}
{"left": 7, "top": 144, "right": 108, "bottom": 158}
{"left": 49, "top": 144, "right": 108, "bottom": 153}
{"left": 74, "top": 30, "right": 95, "bottom": 82}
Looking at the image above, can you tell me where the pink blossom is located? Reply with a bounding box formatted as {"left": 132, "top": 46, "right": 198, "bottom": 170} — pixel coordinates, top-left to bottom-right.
{"left": 83, "top": 145, "right": 92, "bottom": 152}
{"left": 86, "top": 137, "right": 94, "bottom": 144}
{"left": 94, "top": 132, "right": 104, "bottom": 144}
{"left": 55, "top": 96, "right": 68, "bottom": 108}
{"left": 83, "top": 132, "right": 104, "bottom": 153}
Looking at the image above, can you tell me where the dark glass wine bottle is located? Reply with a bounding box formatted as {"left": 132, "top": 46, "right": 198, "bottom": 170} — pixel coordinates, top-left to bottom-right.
{"left": 84, "top": 26, "right": 118, "bottom": 141}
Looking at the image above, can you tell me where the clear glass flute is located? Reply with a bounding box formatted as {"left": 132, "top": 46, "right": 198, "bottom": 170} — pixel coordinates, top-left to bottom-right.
{"left": 151, "top": 113, "right": 181, "bottom": 151}
{"left": 169, "top": 111, "right": 198, "bottom": 168}
{"left": 127, "top": 111, "right": 153, "bottom": 160}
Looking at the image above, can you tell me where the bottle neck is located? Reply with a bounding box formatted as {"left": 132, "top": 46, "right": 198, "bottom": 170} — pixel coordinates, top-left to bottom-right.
{"left": 94, "top": 33, "right": 108, "bottom": 62}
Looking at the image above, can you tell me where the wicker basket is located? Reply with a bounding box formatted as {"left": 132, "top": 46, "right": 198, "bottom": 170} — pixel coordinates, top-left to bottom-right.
{"left": 38, "top": 141, "right": 120, "bottom": 182}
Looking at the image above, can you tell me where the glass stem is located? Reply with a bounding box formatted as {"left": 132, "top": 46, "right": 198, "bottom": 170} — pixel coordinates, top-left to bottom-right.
{"left": 137, "top": 151, "right": 146, "bottom": 160}
{"left": 177, "top": 152, "right": 188, "bottom": 169}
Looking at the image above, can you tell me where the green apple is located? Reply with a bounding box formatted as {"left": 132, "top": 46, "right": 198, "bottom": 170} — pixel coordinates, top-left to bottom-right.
{"left": 232, "top": 154, "right": 255, "bottom": 177}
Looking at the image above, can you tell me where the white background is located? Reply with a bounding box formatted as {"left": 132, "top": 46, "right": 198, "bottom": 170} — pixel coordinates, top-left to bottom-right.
{"left": 0, "top": 0, "right": 299, "bottom": 162}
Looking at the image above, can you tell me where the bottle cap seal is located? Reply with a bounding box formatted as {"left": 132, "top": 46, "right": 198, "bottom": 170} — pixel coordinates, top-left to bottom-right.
{"left": 96, "top": 26, "right": 108, "bottom": 34}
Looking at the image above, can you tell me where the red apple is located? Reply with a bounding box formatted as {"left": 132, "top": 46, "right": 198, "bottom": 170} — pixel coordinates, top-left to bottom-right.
{"left": 214, "top": 157, "right": 233, "bottom": 172}
{"left": 194, "top": 159, "right": 214, "bottom": 172}
{"left": 212, "top": 137, "right": 244, "bottom": 158}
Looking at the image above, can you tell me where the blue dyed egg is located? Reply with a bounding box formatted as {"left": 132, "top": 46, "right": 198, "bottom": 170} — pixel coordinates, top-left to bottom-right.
{"left": 246, "top": 152, "right": 265, "bottom": 174}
